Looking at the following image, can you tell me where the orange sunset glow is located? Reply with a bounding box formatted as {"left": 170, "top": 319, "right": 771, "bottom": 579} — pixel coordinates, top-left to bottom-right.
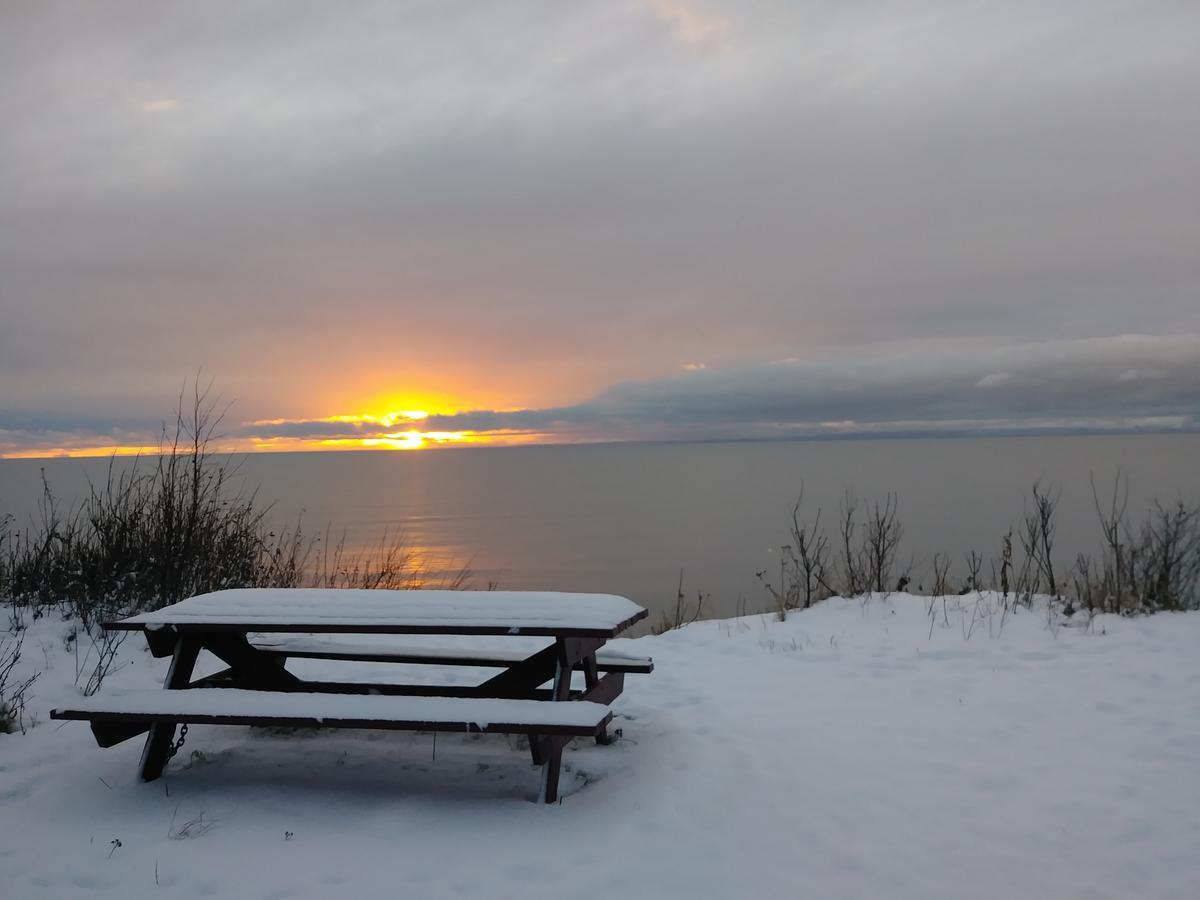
{"left": 0, "top": 444, "right": 167, "bottom": 461}
{"left": 247, "top": 433, "right": 475, "bottom": 453}
{"left": 242, "top": 405, "right": 539, "bottom": 453}
{"left": 0, "top": 403, "right": 551, "bottom": 459}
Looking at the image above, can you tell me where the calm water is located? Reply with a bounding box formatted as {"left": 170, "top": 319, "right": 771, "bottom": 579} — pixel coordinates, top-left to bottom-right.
{"left": 2, "top": 435, "right": 1197, "bottom": 621}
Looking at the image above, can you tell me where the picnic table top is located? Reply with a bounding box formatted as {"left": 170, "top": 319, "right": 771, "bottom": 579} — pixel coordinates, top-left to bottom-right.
{"left": 107, "top": 588, "right": 648, "bottom": 638}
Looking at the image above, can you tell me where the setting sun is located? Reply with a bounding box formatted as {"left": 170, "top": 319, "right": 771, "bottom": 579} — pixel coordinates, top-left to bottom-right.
{"left": 362, "top": 430, "right": 472, "bottom": 450}
{"left": 230, "top": 405, "right": 483, "bottom": 454}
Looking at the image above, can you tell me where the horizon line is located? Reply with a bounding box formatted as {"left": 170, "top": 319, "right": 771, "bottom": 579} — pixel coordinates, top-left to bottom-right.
{"left": 3, "top": 423, "right": 1197, "bottom": 462}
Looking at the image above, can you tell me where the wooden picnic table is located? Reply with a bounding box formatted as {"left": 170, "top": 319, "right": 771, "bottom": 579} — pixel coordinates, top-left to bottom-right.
{"left": 52, "top": 588, "right": 650, "bottom": 803}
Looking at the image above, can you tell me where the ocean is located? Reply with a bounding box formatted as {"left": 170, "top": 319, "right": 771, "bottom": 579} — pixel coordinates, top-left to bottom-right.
{"left": 2, "top": 433, "right": 1197, "bottom": 621}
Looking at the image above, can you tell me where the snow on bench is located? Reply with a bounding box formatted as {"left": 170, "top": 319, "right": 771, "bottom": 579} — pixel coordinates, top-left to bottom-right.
{"left": 109, "top": 588, "right": 647, "bottom": 637}
{"left": 51, "top": 688, "right": 614, "bottom": 736}
{"left": 250, "top": 635, "right": 655, "bottom": 674}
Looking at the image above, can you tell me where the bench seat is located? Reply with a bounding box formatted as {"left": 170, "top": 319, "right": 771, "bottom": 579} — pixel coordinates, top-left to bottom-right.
{"left": 251, "top": 635, "right": 654, "bottom": 674}
{"left": 51, "top": 688, "right": 612, "bottom": 736}
{"left": 52, "top": 688, "right": 611, "bottom": 802}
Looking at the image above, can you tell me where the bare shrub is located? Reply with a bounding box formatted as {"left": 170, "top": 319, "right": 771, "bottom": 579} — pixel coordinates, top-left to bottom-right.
{"left": 963, "top": 550, "right": 983, "bottom": 594}
{"left": 837, "top": 491, "right": 866, "bottom": 596}
{"left": 1131, "top": 499, "right": 1200, "bottom": 611}
{"left": 766, "top": 476, "right": 1197, "bottom": 620}
{"left": 1, "top": 383, "right": 273, "bottom": 622}
{"left": 3, "top": 473, "right": 91, "bottom": 620}
{"left": 0, "top": 381, "right": 472, "bottom": 628}
{"left": 931, "top": 553, "right": 953, "bottom": 597}
{"left": 168, "top": 805, "right": 217, "bottom": 840}
{"left": 654, "top": 570, "right": 705, "bottom": 634}
{"left": 73, "top": 629, "right": 130, "bottom": 697}
{"left": 757, "top": 487, "right": 835, "bottom": 618}
{"left": 1072, "top": 554, "right": 1096, "bottom": 615}
{"left": 788, "top": 488, "right": 833, "bottom": 609}
{"left": 998, "top": 530, "right": 1013, "bottom": 606}
{"left": 1021, "top": 483, "right": 1062, "bottom": 602}
{"left": 862, "top": 493, "right": 904, "bottom": 594}
{"left": 1091, "top": 470, "right": 1132, "bottom": 611}
{"left": 756, "top": 545, "right": 794, "bottom": 620}
{"left": 312, "top": 527, "right": 471, "bottom": 591}
{"left": 0, "top": 631, "right": 39, "bottom": 734}
{"left": 1081, "top": 472, "right": 1200, "bottom": 613}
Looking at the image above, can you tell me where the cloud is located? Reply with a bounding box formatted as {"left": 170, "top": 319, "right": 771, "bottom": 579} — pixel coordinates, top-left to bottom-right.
{"left": 2, "top": 334, "right": 1197, "bottom": 456}
{"left": 139, "top": 98, "right": 181, "bottom": 114}
{"left": 643, "top": 0, "right": 732, "bottom": 52}
{"left": 1115, "top": 368, "right": 1167, "bottom": 383}
{"left": 414, "top": 334, "right": 1200, "bottom": 440}
{"left": 975, "top": 372, "right": 1012, "bottom": 388}
{"left": 1, "top": 2, "right": 1198, "bottom": 438}
{"left": 0, "top": 427, "right": 160, "bottom": 458}
{"left": 243, "top": 333, "right": 1200, "bottom": 444}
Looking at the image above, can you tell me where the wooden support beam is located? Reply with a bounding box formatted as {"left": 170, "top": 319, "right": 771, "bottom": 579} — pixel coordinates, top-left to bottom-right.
{"left": 138, "top": 636, "right": 200, "bottom": 782}
{"left": 580, "top": 670, "right": 624, "bottom": 708}
{"left": 91, "top": 720, "right": 150, "bottom": 748}
{"left": 142, "top": 626, "right": 178, "bottom": 658}
{"left": 580, "top": 654, "right": 615, "bottom": 744}
{"left": 201, "top": 633, "right": 300, "bottom": 691}
{"left": 538, "top": 637, "right": 583, "bottom": 804}
{"left": 476, "top": 644, "right": 560, "bottom": 698}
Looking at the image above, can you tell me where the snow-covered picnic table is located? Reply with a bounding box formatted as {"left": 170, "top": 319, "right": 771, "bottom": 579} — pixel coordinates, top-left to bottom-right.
{"left": 52, "top": 588, "right": 650, "bottom": 803}
{"left": 109, "top": 588, "right": 648, "bottom": 637}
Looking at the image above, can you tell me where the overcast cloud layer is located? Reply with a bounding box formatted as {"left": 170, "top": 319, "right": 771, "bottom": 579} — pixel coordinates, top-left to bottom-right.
{"left": 2, "top": 2, "right": 1198, "bottom": 454}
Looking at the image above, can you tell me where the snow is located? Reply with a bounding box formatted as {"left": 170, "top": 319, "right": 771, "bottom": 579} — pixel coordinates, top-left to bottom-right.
{"left": 3, "top": 593, "right": 1199, "bottom": 899}
{"left": 52, "top": 688, "right": 612, "bottom": 731}
{"left": 115, "top": 588, "right": 646, "bottom": 635}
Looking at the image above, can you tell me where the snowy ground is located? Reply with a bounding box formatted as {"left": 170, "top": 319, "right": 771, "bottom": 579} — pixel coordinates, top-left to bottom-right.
{"left": 2, "top": 594, "right": 1198, "bottom": 899}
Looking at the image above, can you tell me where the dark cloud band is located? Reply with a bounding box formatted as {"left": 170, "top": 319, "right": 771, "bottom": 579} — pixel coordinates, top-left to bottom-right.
{"left": 6, "top": 334, "right": 1193, "bottom": 455}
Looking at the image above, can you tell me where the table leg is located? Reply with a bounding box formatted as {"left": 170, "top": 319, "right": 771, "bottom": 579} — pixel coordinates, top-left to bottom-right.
{"left": 538, "top": 639, "right": 576, "bottom": 803}
{"left": 580, "top": 654, "right": 613, "bottom": 745}
{"left": 138, "top": 635, "right": 200, "bottom": 782}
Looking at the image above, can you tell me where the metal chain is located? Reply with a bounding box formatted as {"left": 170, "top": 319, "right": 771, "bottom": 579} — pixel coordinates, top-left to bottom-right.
{"left": 165, "top": 723, "right": 189, "bottom": 761}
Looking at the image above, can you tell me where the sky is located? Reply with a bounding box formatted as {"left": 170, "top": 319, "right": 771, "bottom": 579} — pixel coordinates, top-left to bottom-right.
{"left": 2, "top": 1, "right": 1198, "bottom": 457}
